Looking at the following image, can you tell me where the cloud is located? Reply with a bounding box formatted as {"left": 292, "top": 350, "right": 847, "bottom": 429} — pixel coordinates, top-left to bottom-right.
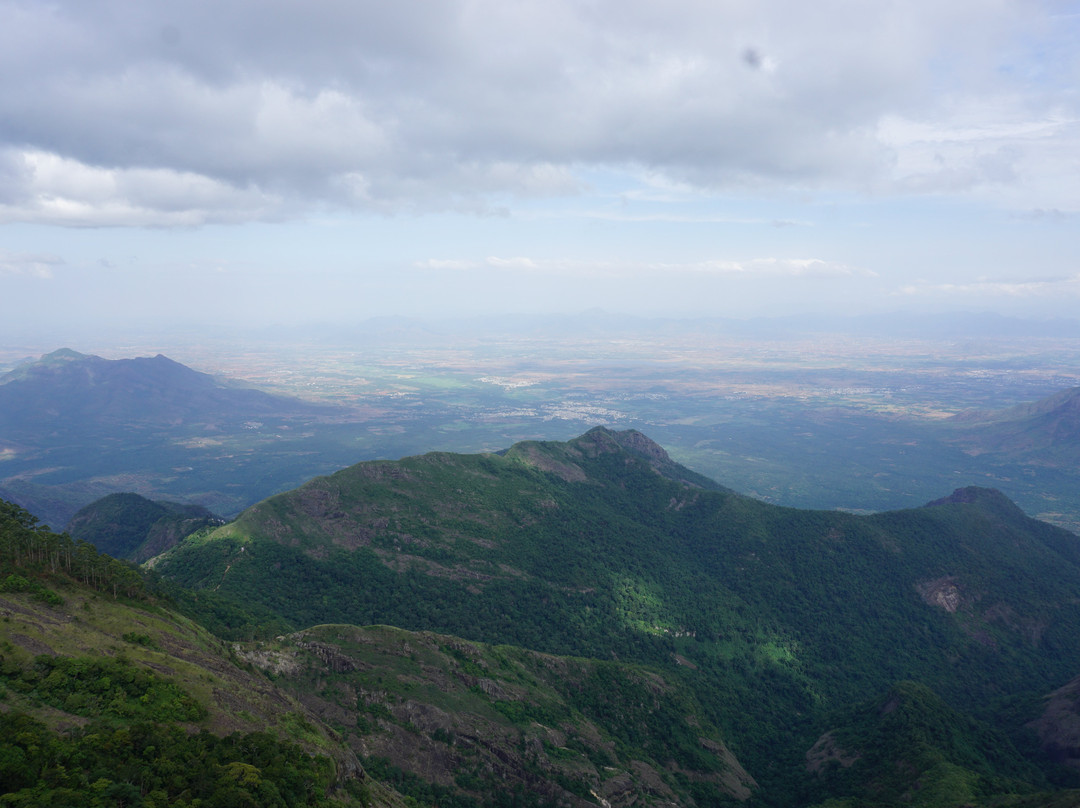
{"left": 1013, "top": 208, "right": 1076, "bottom": 222}
{"left": 0, "top": 250, "right": 64, "bottom": 279}
{"left": 0, "top": 0, "right": 1073, "bottom": 224}
{"left": 877, "top": 104, "right": 1080, "bottom": 204}
{"left": 896, "top": 274, "right": 1080, "bottom": 298}
{"left": 650, "top": 258, "right": 875, "bottom": 278}
{"left": 418, "top": 255, "right": 872, "bottom": 279}
{"left": 0, "top": 149, "right": 285, "bottom": 226}
{"left": 485, "top": 257, "right": 540, "bottom": 270}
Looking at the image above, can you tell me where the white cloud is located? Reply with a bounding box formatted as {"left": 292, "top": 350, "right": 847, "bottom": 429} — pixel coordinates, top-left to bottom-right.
{"left": 650, "top": 258, "right": 875, "bottom": 278}
{"left": 0, "top": 0, "right": 1074, "bottom": 225}
{"left": 877, "top": 102, "right": 1080, "bottom": 206}
{"left": 418, "top": 255, "right": 872, "bottom": 279}
{"left": 897, "top": 274, "right": 1080, "bottom": 298}
{"left": 0, "top": 250, "right": 64, "bottom": 279}
{"left": 0, "top": 149, "right": 284, "bottom": 227}
{"left": 413, "top": 259, "right": 479, "bottom": 271}
{"left": 485, "top": 257, "right": 540, "bottom": 270}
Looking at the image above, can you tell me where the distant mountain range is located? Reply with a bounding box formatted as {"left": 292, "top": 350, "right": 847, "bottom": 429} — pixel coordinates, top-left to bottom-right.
{"left": 9, "top": 341, "right": 1080, "bottom": 805}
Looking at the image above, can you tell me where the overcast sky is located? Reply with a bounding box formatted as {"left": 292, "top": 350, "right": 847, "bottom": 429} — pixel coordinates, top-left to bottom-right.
{"left": 1, "top": 0, "right": 1078, "bottom": 335}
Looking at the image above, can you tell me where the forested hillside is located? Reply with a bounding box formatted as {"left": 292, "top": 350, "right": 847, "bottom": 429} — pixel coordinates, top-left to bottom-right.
{"left": 0, "top": 498, "right": 383, "bottom": 807}
{"left": 1, "top": 494, "right": 760, "bottom": 807}
{"left": 156, "top": 427, "right": 1080, "bottom": 805}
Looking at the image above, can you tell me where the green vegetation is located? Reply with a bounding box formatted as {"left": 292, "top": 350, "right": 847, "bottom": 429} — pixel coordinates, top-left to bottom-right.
{"left": 66, "top": 492, "right": 222, "bottom": 562}
{"left": 10, "top": 417, "right": 1080, "bottom": 807}
{"left": 158, "top": 428, "right": 1080, "bottom": 805}
{"left": 245, "top": 624, "right": 754, "bottom": 806}
{"left": 0, "top": 712, "right": 351, "bottom": 808}
{"left": 800, "top": 681, "right": 1042, "bottom": 807}
{"left": 1, "top": 654, "right": 207, "bottom": 723}
{"left": 0, "top": 496, "right": 375, "bottom": 807}
{"left": 0, "top": 499, "right": 147, "bottom": 600}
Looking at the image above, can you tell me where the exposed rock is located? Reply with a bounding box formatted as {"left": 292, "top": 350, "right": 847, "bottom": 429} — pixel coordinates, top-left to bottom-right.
{"left": 513, "top": 444, "right": 588, "bottom": 483}
{"left": 915, "top": 577, "right": 962, "bottom": 613}
{"left": 8, "top": 632, "right": 55, "bottom": 656}
{"left": 806, "top": 731, "right": 861, "bottom": 774}
{"left": 610, "top": 429, "right": 673, "bottom": 466}
{"left": 296, "top": 639, "right": 364, "bottom": 674}
{"left": 235, "top": 645, "right": 304, "bottom": 676}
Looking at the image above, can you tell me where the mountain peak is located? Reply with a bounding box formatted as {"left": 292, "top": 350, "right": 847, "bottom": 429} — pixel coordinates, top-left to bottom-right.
{"left": 925, "top": 486, "right": 1016, "bottom": 509}
{"left": 923, "top": 486, "right": 1030, "bottom": 524}
{"left": 41, "top": 347, "right": 90, "bottom": 363}
{"left": 503, "top": 427, "right": 727, "bottom": 491}
{"left": 572, "top": 426, "right": 673, "bottom": 465}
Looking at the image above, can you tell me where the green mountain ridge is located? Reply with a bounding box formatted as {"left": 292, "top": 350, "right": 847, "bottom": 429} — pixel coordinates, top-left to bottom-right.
{"left": 154, "top": 426, "right": 1080, "bottom": 805}
{"left": 803, "top": 681, "right": 1050, "bottom": 807}
{"left": 0, "top": 494, "right": 765, "bottom": 807}
{"left": 7, "top": 424, "right": 1080, "bottom": 806}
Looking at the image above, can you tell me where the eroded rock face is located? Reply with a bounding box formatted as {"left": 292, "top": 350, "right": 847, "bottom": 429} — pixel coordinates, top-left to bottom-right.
{"left": 610, "top": 429, "right": 673, "bottom": 465}
{"left": 233, "top": 645, "right": 304, "bottom": 676}
{"left": 915, "top": 577, "right": 962, "bottom": 613}
{"left": 806, "top": 731, "right": 860, "bottom": 774}
{"left": 514, "top": 444, "right": 589, "bottom": 483}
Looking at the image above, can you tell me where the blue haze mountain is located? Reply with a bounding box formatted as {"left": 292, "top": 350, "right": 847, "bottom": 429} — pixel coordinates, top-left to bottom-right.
{"left": 0, "top": 349, "right": 345, "bottom": 528}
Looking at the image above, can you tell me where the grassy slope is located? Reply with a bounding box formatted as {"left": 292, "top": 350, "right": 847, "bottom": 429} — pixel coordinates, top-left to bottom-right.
{"left": 0, "top": 574, "right": 407, "bottom": 806}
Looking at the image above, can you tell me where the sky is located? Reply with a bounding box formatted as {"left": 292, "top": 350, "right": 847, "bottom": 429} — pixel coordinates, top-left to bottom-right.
{"left": 1, "top": 0, "right": 1078, "bottom": 336}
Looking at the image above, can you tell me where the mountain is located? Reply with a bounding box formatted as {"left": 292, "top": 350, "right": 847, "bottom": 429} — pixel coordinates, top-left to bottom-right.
{"left": 803, "top": 681, "right": 1053, "bottom": 807}
{"left": 66, "top": 492, "right": 223, "bottom": 562}
{"left": 947, "top": 387, "right": 1080, "bottom": 465}
{"left": 0, "top": 348, "right": 326, "bottom": 431}
{"left": 0, "top": 349, "right": 350, "bottom": 528}
{"left": 156, "top": 426, "right": 1080, "bottom": 804}
{"left": 0, "top": 495, "right": 754, "bottom": 807}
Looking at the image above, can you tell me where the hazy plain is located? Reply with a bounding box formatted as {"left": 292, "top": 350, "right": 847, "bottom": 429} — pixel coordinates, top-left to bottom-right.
{"left": 5, "top": 316, "right": 1080, "bottom": 531}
